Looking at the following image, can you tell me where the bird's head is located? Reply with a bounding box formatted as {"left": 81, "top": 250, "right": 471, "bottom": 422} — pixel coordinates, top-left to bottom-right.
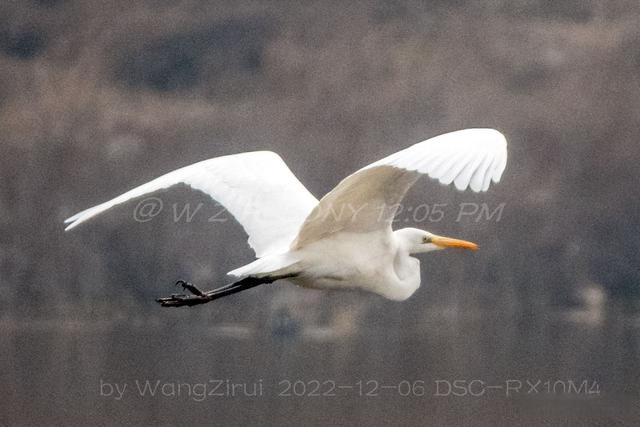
{"left": 396, "top": 227, "right": 478, "bottom": 254}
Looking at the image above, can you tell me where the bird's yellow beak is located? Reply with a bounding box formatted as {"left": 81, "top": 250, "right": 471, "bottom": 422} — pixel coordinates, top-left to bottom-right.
{"left": 431, "top": 235, "right": 478, "bottom": 251}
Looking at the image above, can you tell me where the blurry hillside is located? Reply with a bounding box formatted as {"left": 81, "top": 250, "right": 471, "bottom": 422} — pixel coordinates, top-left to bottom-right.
{"left": 1, "top": 0, "right": 639, "bottom": 325}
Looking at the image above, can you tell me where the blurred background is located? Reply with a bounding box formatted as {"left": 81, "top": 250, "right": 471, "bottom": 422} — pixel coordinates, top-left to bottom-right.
{"left": 1, "top": 0, "right": 639, "bottom": 425}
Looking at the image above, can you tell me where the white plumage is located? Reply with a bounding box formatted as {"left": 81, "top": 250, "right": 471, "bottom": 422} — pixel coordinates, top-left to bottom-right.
{"left": 65, "top": 151, "right": 318, "bottom": 257}
{"left": 65, "top": 128, "right": 507, "bottom": 303}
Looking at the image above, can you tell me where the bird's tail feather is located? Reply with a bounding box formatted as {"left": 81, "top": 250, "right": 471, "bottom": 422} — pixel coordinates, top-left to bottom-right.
{"left": 227, "top": 253, "right": 301, "bottom": 279}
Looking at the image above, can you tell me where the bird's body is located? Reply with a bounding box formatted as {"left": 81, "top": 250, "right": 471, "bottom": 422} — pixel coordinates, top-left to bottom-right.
{"left": 64, "top": 128, "right": 508, "bottom": 306}
{"left": 285, "top": 229, "right": 419, "bottom": 301}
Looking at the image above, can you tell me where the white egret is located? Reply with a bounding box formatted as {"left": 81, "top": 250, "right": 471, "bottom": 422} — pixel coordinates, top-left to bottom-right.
{"left": 64, "top": 128, "right": 507, "bottom": 307}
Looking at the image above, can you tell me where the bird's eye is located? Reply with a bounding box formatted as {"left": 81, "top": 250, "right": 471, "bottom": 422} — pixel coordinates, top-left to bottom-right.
{"left": 423, "top": 236, "right": 431, "bottom": 244}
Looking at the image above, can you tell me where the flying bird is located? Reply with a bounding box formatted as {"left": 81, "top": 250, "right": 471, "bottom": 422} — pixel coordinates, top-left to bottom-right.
{"left": 64, "top": 128, "right": 508, "bottom": 307}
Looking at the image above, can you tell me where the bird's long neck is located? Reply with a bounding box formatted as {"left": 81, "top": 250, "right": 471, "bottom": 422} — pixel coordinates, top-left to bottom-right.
{"left": 392, "top": 234, "right": 418, "bottom": 281}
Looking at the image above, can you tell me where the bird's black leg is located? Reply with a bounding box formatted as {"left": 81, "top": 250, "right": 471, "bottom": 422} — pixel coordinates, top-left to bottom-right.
{"left": 156, "top": 274, "right": 296, "bottom": 308}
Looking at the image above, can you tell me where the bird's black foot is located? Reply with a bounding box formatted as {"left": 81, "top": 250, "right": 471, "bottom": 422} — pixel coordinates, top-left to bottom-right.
{"left": 156, "top": 280, "right": 211, "bottom": 307}
{"left": 176, "top": 280, "right": 205, "bottom": 296}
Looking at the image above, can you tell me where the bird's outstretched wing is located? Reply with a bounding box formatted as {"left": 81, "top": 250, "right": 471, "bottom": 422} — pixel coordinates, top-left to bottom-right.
{"left": 291, "top": 129, "right": 507, "bottom": 248}
{"left": 64, "top": 151, "right": 318, "bottom": 257}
